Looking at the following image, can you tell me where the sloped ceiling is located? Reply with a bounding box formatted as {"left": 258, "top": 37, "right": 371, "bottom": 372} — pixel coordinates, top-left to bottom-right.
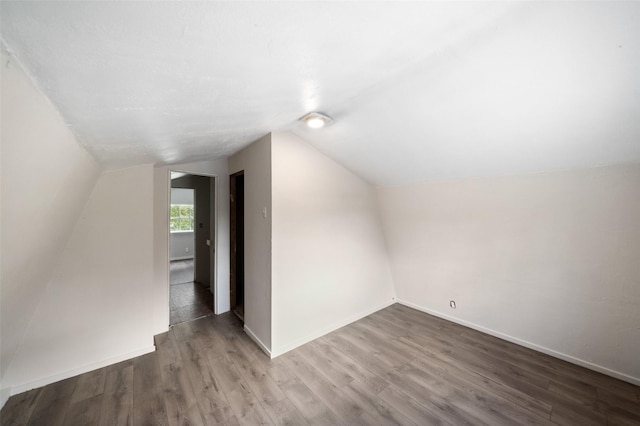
{"left": 2, "top": 1, "right": 639, "bottom": 186}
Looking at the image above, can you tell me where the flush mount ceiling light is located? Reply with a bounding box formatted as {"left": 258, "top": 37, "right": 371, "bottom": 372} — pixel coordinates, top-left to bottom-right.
{"left": 299, "top": 112, "right": 333, "bottom": 129}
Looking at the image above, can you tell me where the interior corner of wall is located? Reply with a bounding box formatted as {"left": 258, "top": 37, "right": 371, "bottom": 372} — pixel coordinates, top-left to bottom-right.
{"left": 244, "top": 324, "right": 272, "bottom": 359}
{"left": 0, "top": 385, "right": 10, "bottom": 411}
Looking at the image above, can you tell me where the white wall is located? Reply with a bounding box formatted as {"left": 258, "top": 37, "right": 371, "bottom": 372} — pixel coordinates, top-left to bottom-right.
{"left": 170, "top": 232, "right": 194, "bottom": 261}
{"left": 0, "top": 47, "right": 101, "bottom": 401}
{"left": 377, "top": 164, "right": 640, "bottom": 385}
{"left": 271, "top": 132, "right": 395, "bottom": 356}
{"left": 3, "top": 165, "right": 156, "bottom": 394}
{"left": 153, "top": 159, "right": 230, "bottom": 334}
{"left": 171, "top": 187, "right": 194, "bottom": 205}
{"left": 229, "top": 134, "right": 273, "bottom": 354}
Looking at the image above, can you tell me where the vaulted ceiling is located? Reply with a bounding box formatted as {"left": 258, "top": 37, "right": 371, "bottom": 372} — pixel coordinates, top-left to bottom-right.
{"left": 2, "top": 1, "right": 639, "bottom": 185}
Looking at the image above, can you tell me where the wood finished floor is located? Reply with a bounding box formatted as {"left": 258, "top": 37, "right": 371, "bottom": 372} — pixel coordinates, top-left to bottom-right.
{"left": 170, "top": 260, "right": 194, "bottom": 286}
{"left": 170, "top": 259, "right": 213, "bottom": 326}
{"left": 170, "top": 281, "right": 214, "bottom": 326}
{"left": 2, "top": 304, "right": 639, "bottom": 425}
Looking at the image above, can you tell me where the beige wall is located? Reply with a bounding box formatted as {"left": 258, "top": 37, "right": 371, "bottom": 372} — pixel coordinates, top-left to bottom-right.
{"left": 229, "top": 134, "right": 273, "bottom": 353}
{"left": 0, "top": 47, "right": 101, "bottom": 400}
{"left": 0, "top": 47, "right": 233, "bottom": 398}
{"left": 3, "top": 165, "right": 156, "bottom": 394}
{"left": 271, "top": 132, "right": 395, "bottom": 356}
{"left": 229, "top": 132, "right": 396, "bottom": 357}
{"left": 378, "top": 164, "right": 640, "bottom": 384}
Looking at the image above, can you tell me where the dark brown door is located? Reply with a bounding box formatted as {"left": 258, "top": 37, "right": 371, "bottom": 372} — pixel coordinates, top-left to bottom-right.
{"left": 230, "top": 171, "right": 245, "bottom": 321}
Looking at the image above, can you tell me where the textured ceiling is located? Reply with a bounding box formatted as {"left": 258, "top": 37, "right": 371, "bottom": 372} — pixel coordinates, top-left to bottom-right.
{"left": 2, "top": 1, "right": 639, "bottom": 185}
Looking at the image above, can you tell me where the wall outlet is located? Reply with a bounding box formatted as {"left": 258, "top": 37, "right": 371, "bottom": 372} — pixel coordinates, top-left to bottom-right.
{"left": 450, "top": 300, "right": 456, "bottom": 309}
{"left": 185, "top": 248, "right": 189, "bottom": 253}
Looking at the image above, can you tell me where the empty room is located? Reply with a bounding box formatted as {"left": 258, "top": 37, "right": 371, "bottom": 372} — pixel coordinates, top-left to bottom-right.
{"left": 1, "top": 1, "right": 639, "bottom": 425}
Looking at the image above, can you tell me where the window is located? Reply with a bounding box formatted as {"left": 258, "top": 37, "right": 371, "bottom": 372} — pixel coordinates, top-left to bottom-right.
{"left": 170, "top": 204, "right": 194, "bottom": 232}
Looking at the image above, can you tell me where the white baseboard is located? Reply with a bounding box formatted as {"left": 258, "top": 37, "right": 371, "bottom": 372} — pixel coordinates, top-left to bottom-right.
{"left": 397, "top": 299, "right": 640, "bottom": 387}
{"left": 270, "top": 298, "right": 396, "bottom": 358}
{"left": 7, "top": 345, "right": 156, "bottom": 397}
{"left": 244, "top": 325, "right": 272, "bottom": 358}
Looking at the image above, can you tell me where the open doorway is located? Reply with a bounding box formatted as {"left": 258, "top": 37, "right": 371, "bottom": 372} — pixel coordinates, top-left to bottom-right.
{"left": 230, "top": 171, "right": 244, "bottom": 321}
{"left": 169, "top": 171, "right": 216, "bottom": 326}
{"left": 169, "top": 186, "right": 195, "bottom": 285}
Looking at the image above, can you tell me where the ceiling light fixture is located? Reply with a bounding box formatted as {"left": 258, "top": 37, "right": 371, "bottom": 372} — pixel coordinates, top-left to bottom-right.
{"left": 300, "top": 112, "right": 333, "bottom": 129}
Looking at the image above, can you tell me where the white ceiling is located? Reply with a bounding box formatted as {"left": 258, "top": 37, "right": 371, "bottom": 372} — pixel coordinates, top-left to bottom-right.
{"left": 2, "top": 1, "right": 639, "bottom": 186}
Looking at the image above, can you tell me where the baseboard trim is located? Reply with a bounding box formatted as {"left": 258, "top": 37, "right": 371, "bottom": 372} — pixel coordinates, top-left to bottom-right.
{"left": 397, "top": 299, "right": 640, "bottom": 387}
{"left": 7, "top": 345, "right": 156, "bottom": 397}
{"left": 244, "top": 325, "right": 272, "bottom": 358}
{"left": 270, "top": 298, "right": 397, "bottom": 358}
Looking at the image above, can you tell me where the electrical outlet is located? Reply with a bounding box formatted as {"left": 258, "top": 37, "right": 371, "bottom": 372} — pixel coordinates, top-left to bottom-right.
{"left": 450, "top": 300, "right": 456, "bottom": 309}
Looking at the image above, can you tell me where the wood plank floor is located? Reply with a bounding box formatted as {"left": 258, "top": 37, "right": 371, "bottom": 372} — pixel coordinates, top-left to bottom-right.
{"left": 170, "top": 281, "right": 214, "bottom": 326}
{"left": 170, "top": 259, "right": 194, "bottom": 286}
{"left": 169, "top": 260, "right": 214, "bottom": 326}
{"left": 2, "top": 304, "right": 639, "bottom": 425}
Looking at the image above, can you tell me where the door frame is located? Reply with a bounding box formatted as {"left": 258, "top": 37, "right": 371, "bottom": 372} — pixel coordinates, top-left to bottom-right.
{"left": 168, "top": 170, "right": 218, "bottom": 313}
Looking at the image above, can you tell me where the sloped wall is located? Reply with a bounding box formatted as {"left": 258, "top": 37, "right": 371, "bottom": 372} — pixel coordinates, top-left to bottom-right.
{"left": 3, "top": 165, "right": 156, "bottom": 393}
{"left": 0, "top": 47, "right": 101, "bottom": 399}
{"left": 270, "top": 132, "right": 395, "bottom": 356}
{"left": 378, "top": 164, "right": 640, "bottom": 384}
{"left": 227, "top": 132, "right": 396, "bottom": 357}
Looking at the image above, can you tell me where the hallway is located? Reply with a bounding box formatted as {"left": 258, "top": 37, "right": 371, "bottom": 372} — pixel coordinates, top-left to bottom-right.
{"left": 169, "top": 260, "right": 213, "bottom": 326}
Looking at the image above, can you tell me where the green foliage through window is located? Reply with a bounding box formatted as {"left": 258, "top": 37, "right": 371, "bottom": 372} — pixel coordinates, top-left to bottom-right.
{"left": 170, "top": 204, "right": 194, "bottom": 231}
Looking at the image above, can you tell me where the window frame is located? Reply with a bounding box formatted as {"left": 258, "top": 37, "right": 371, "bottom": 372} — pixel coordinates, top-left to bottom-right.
{"left": 170, "top": 203, "right": 195, "bottom": 232}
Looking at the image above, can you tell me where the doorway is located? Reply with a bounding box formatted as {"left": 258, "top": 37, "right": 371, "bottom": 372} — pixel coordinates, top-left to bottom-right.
{"left": 169, "top": 186, "right": 195, "bottom": 285}
{"left": 230, "top": 171, "right": 244, "bottom": 321}
{"left": 169, "top": 171, "right": 216, "bottom": 326}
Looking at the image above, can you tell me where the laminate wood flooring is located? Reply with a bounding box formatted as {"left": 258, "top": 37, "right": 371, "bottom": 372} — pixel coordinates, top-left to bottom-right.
{"left": 170, "top": 260, "right": 194, "bottom": 286}
{"left": 170, "top": 259, "right": 213, "bottom": 326}
{"left": 170, "top": 281, "right": 213, "bottom": 326}
{"left": 2, "top": 304, "right": 639, "bottom": 425}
